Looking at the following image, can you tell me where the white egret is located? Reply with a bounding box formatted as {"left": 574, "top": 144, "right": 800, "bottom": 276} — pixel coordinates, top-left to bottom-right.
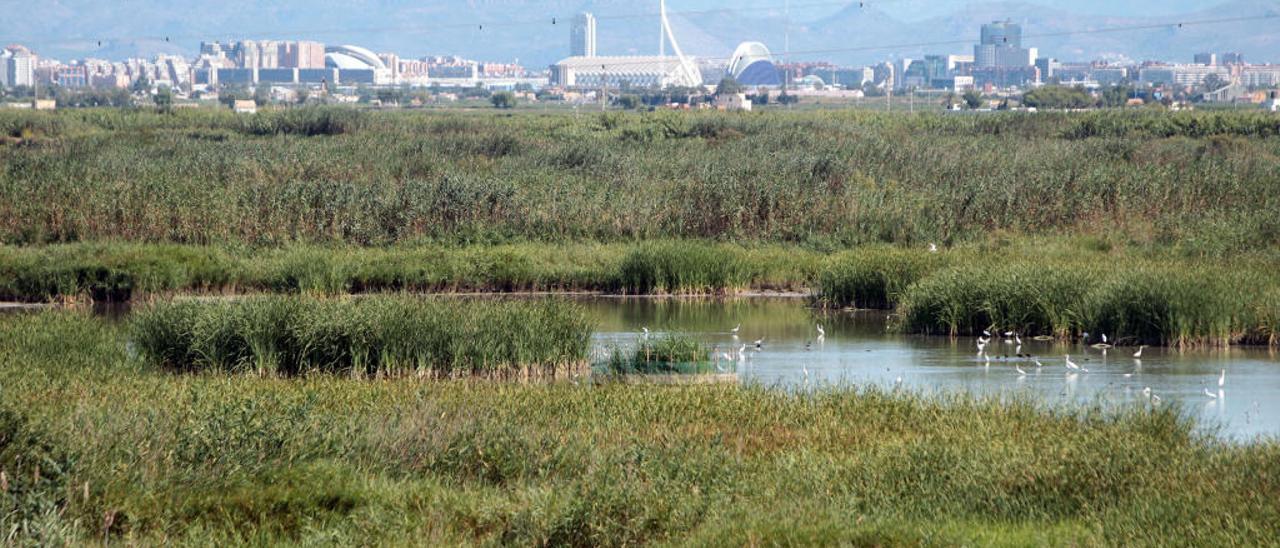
{"left": 1065, "top": 355, "right": 1088, "bottom": 373}
{"left": 731, "top": 323, "right": 741, "bottom": 337}
{"left": 983, "top": 330, "right": 992, "bottom": 337}
{"left": 1218, "top": 369, "right": 1226, "bottom": 388}
{"left": 929, "top": 243, "right": 938, "bottom": 253}
{"left": 816, "top": 323, "right": 826, "bottom": 338}
{"left": 1133, "top": 345, "right": 1147, "bottom": 358}
{"left": 642, "top": 327, "right": 650, "bottom": 341}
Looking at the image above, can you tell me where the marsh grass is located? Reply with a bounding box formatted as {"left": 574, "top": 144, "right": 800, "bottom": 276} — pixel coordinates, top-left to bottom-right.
{"left": 129, "top": 296, "right": 593, "bottom": 378}
{"left": 601, "top": 332, "right": 718, "bottom": 375}
{"left": 0, "top": 241, "right": 820, "bottom": 302}
{"left": 0, "top": 311, "right": 1277, "bottom": 545}
{"left": 2, "top": 109, "right": 1279, "bottom": 252}
{"left": 893, "top": 259, "right": 1280, "bottom": 346}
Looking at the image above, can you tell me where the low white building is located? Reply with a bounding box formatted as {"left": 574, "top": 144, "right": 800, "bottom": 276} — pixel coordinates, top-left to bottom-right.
{"left": 714, "top": 92, "right": 751, "bottom": 112}
{"left": 550, "top": 56, "right": 703, "bottom": 88}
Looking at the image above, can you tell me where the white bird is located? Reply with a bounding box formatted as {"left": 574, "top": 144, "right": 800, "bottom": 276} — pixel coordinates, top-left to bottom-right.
{"left": 721, "top": 352, "right": 733, "bottom": 362}
{"left": 754, "top": 338, "right": 764, "bottom": 349}
{"left": 816, "top": 323, "right": 826, "bottom": 338}
{"left": 1033, "top": 357, "right": 1044, "bottom": 368}
{"left": 641, "top": 327, "right": 650, "bottom": 341}
{"left": 1133, "top": 346, "right": 1147, "bottom": 358}
{"left": 1142, "top": 386, "right": 1152, "bottom": 398}
{"left": 1064, "top": 354, "right": 1087, "bottom": 373}
{"left": 929, "top": 243, "right": 939, "bottom": 253}
{"left": 895, "top": 376, "right": 903, "bottom": 384}
{"left": 731, "top": 323, "right": 741, "bottom": 336}
{"left": 1218, "top": 369, "right": 1226, "bottom": 388}
{"left": 1204, "top": 388, "right": 1218, "bottom": 399}
{"left": 1004, "top": 331, "right": 1015, "bottom": 337}
{"left": 738, "top": 344, "right": 747, "bottom": 356}
{"left": 983, "top": 330, "right": 992, "bottom": 337}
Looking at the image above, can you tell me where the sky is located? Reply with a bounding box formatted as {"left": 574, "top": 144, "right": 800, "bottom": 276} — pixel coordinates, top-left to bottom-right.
{"left": 3, "top": 0, "right": 1271, "bottom": 64}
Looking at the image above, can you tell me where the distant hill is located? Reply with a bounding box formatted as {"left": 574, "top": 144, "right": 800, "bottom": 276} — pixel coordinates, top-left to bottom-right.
{"left": 8, "top": 0, "right": 1279, "bottom": 67}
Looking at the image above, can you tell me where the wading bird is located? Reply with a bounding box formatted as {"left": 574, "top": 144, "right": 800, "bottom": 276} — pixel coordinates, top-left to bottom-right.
{"left": 1133, "top": 345, "right": 1147, "bottom": 358}
{"left": 1065, "top": 355, "right": 1087, "bottom": 373}
{"left": 642, "top": 327, "right": 650, "bottom": 341}
{"left": 929, "top": 243, "right": 938, "bottom": 253}
{"left": 816, "top": 323, "right": 825, "bottom": 338}
{"left": 731, "top": 323, "right": 741, "bottom": 337}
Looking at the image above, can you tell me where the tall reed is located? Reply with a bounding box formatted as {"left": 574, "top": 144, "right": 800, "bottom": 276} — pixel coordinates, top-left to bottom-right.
{"left": 129, "top": 296, "right": 593, "bottom": 377}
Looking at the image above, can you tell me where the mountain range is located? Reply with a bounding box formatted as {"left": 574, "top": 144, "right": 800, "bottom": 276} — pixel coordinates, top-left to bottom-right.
{"left": 8, "top": 0, "right": 1279, "bottom": 67}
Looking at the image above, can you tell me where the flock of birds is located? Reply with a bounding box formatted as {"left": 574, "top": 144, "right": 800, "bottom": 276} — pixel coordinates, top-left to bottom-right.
{"left": 636, "top": 323, "right": 1235, "bottom": 406}
{"left": 970, "top": 329, "right": 1229, "bottom": 405}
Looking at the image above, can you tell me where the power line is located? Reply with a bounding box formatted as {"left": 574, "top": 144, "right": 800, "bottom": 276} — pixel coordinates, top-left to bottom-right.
{"left": 7, "top": 4, "right": 1273, "bottom": 71}
{"left": 16, "top": 0, "right": 911, "bottom": 49}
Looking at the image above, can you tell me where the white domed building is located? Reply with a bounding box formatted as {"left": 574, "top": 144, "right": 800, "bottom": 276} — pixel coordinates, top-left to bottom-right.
{"left": 325, "top": 45, "right": 392, "bottom": 84}
{"left": 726, "top": 42, "right": 781, "bottom": 87}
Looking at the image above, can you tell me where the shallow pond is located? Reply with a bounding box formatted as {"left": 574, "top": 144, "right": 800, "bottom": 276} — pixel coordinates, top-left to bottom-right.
{"left": 585, "top": 297, "right": 1280, "bottom": 440}
{"left": 5, "top": 296, "right": 1276, "bottom": 439}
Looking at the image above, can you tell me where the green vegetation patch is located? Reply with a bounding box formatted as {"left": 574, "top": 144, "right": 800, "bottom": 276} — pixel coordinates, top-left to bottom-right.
{"left": 0, "top": 311, "right": 1277, "bottom": 544}
{"left": 129, "top": 296, "right": 593, "bottom": 377}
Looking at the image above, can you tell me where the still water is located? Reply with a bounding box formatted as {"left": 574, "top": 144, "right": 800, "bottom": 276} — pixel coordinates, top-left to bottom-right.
{"left": 584, "top": 297, "right": 1280, "bottom": 440}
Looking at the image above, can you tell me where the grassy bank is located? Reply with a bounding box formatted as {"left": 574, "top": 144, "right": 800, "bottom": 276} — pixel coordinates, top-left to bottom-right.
{"left": 1, "top": 311, "right": 1277, "bottom": 545}
{"left": 2, "top": 108, "right": 1279, "bottom": 252}
{"left": 0, "top": 241, "right": 822, "bottom": 302}
{"left": 130, "top": 296, "right": 592, "bottom": 378}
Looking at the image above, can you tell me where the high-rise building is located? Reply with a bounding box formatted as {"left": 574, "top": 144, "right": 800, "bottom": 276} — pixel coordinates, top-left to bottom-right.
{"left": 974, "top": 20, "right": 1030, "bottom": 68}
{"left": 2, "top": 45, "right": 35, "bottom": 88}
{"left": 571, "top": 12, "right": 597, "bottom": 57}
{"left": 280, "top": 41, "right": 325, "bottom": 69}
{"left": 1220, "top": 52, "right": 1244, "bottom": 65}
{"left": 1194, "top": 52, "right": 1217, "bottom": 66}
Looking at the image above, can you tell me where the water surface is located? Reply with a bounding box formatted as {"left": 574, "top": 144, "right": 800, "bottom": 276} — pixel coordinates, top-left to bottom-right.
{"left": 585, "top": 297, "right": 1279, "bottom": 440}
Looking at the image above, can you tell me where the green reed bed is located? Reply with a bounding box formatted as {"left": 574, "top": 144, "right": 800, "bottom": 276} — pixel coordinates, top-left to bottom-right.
{"left": 129, "top": 296, "right": 592, "bottom": 378}
{"left": 816, "top": 246, "right": 948, "bottom": 309}
{"left": 601, "top": 332, "right": 717, "bottom": 375}
{"left": 3, "top": 109, "right": 1280, "bottom": 253}
{"left": 894, "top": 260, "right": 1280, "bottom": 346}
{"left": 0, "top": 241, "right": 822, "bottom": 302}
{"left": 1, "top": 311, "right": 1278, "bottom": 545}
